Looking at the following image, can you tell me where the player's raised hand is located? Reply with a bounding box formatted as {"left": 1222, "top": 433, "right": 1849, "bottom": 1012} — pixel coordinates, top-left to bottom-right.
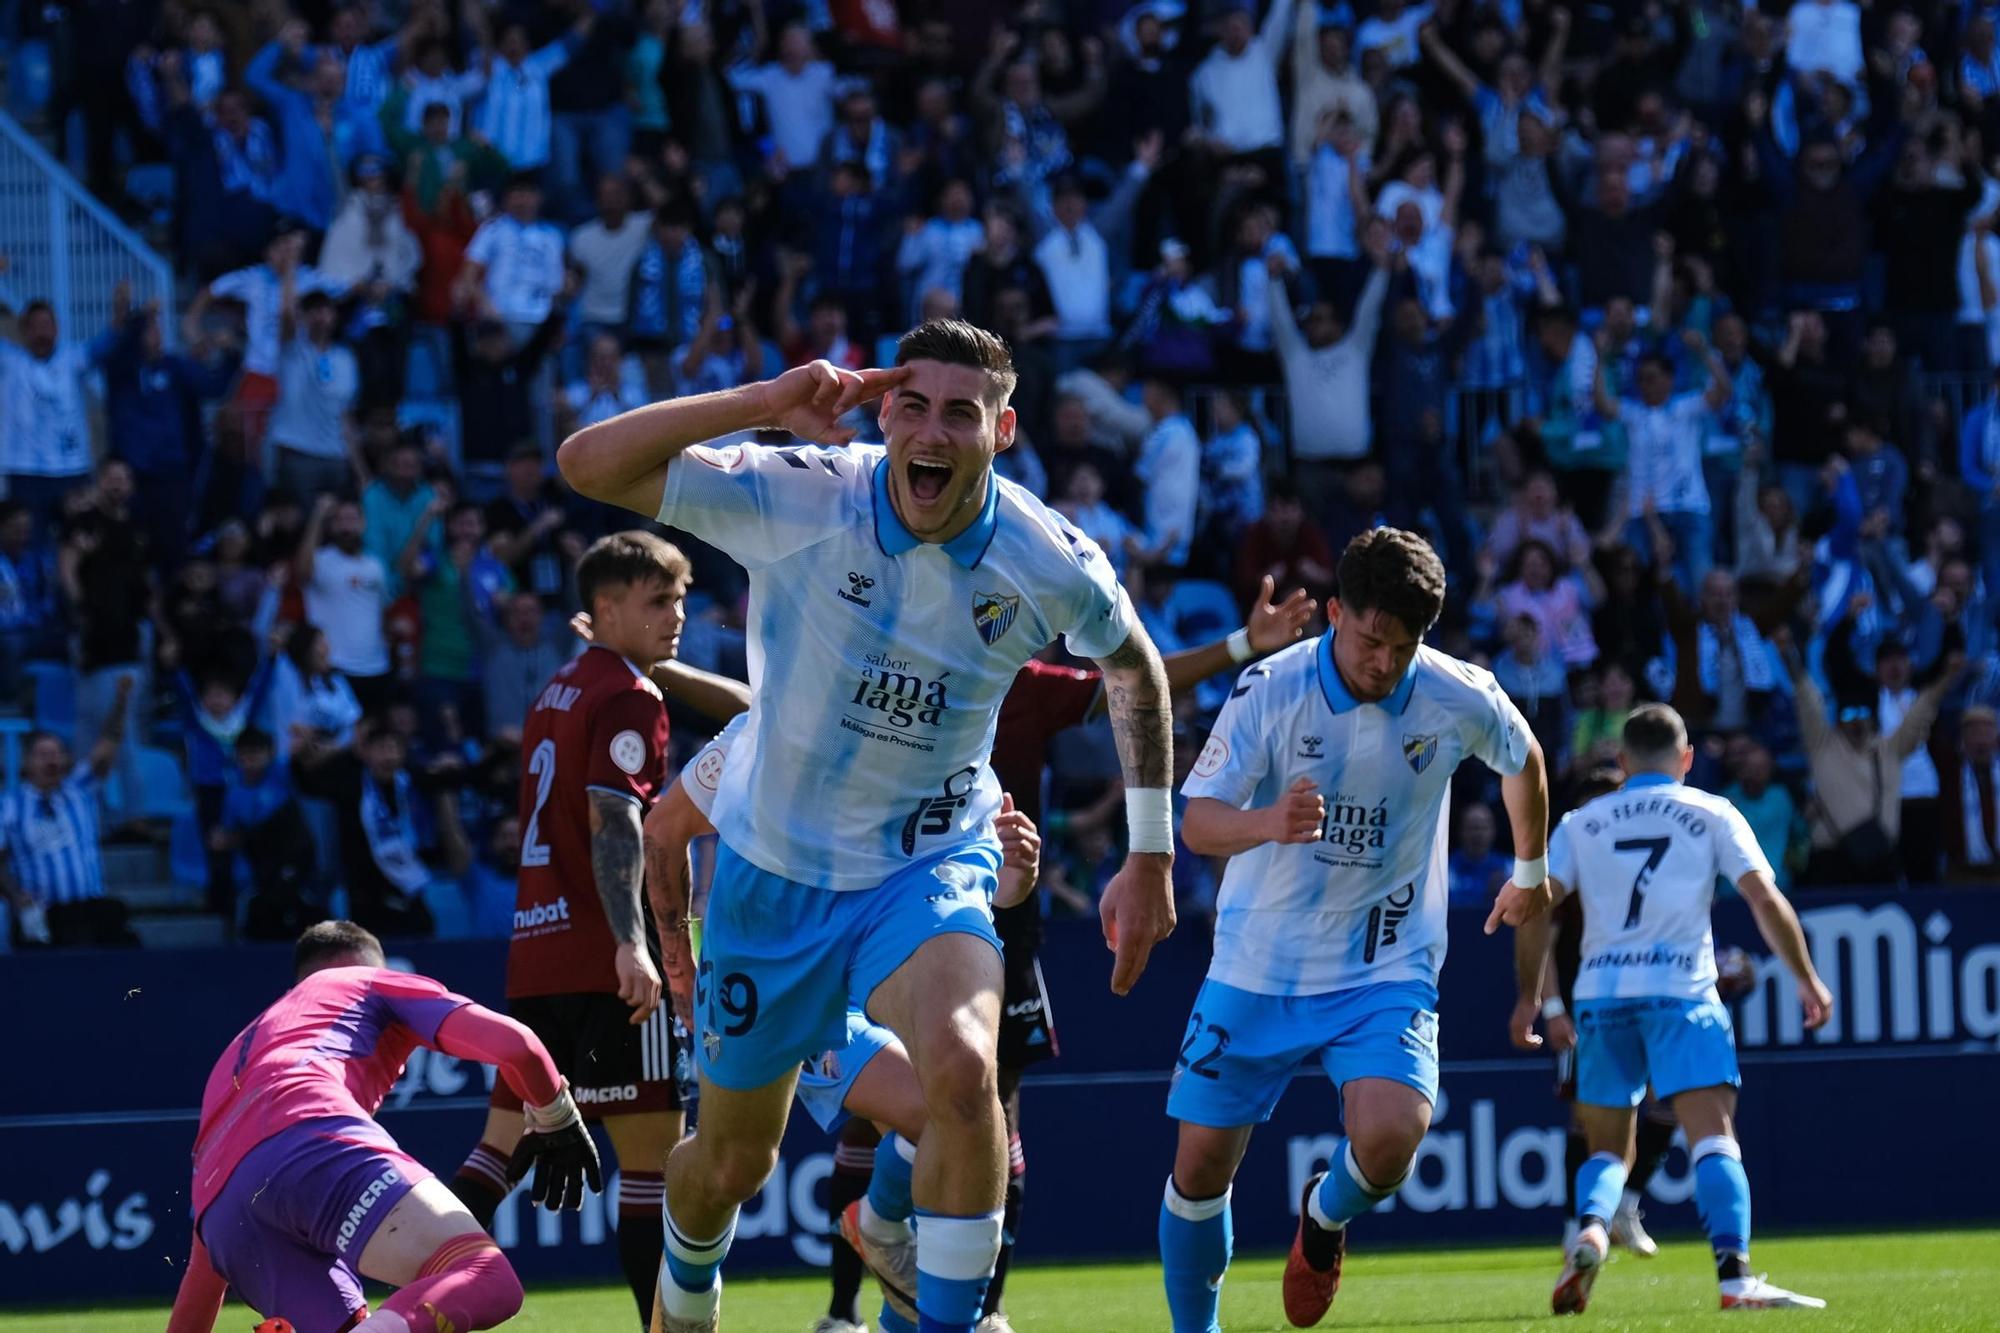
{"left": 614, "top": 940, "right": 663, "bottom": 1026}
{"left": 1099, "top": 854, "right": 1175, "bottom": 996}
{"left": 760, "top": 360, "right": 913, "bottom": 445}
{"left": 994, "top": 792, "right": 1042, "bottom": 910}
{"left": 1484, "top": 877, "right": 1556, "bottom": 935}
{"left": 508, "top": 1083, "right": 603, "bottom": 1211}
{"left": 1246, "top": 574, "right": 1317, "bottom": 653}
{"left": 1266, "top": 777, "right": 1325, "bottom": 845}
{"left": 1798, "top": 971, "right": 1834, "bottom": 1031}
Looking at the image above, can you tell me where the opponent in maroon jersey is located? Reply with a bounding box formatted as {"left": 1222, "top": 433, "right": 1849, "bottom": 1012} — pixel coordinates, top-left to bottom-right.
{"left": 448, "top": 532, "right": 693, "bottom": 1329}
{"left": 165, "top": 920, "right": 593, "bottom": 1333}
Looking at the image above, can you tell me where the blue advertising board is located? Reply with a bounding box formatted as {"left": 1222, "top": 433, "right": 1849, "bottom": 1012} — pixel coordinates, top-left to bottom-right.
{"left": 3, "top": 890, "right": 1997, "bottom": 1305}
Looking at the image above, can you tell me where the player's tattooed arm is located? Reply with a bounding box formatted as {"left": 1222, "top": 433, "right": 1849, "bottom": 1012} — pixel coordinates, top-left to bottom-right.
{"left": 590, "top": 790, "right": 664, "bottom": 1022}
{"left": 586, "top": 791, "right": 648, "bottom": 946}
{"left": 1095, "top": 627, "right": 1175, "bottom": 791}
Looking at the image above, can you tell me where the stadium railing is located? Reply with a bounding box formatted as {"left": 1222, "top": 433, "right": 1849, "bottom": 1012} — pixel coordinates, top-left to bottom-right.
{"left": 0, "top": 110, "right": 175, "bottom": 346}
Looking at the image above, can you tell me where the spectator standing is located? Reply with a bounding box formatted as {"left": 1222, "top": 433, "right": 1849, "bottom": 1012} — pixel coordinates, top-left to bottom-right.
{"left": 569, "top": 175, "right": 652, "bottom": 345}
{"left": 1595, "top": 333, "right": 1734, "bottom": 589}
{"left": 1234, "top": 481, "right": 1336, "bottom": 610}
{"left": 1289, "top": 5, "right": 1375, "bottom": 163}
{"left": 362, "top": 441, "right": 438, "bottom": 597}
{"left": 1719, "top": 741, "right": 1806, "bottom": 890}
{"left": 161, "top": 79, "right": 282, "bottom": 279}
{"left": 1033, "top": 145, "right": 1155, "bottom": 370}
{"left": 398, "top": 499, "right": 513, "bottom": 743}
{"left": 1446, "top": 801, "right": 1510, "bottom": 906}
{"left": 267, "top": 623, "right": 364, "bottom": 757}
{"left": 1189, "top": 0, "right": 1295, "bottom": 175}
{"left": 459, "top": 175, "right": 568, "bottom": 340}
{"left": 1786, "top": 624, "right": 1958, "bottom": 885}
{"left": 628, "top": 203, "right": 716, "bottom": 391}
{"left": 0, "top": 281, "right": 97, "bottom": 534}
{"left": 484, "top": 445, "right": 571, "bottom": 608}
{"left": 245, "top": 24, "right": 390, "bottom": 232}
{"left": 290, "top": 720, "right": 441, "bottom": 937}
{"left": 1131, "top": 377, "right": 1202, "bottom": 574}
{"left": 294, "top": 496, "right": 393, "bottom": 712}
{"left": 473, "top": 591, "right": 573, "bottom": 745}
{"left": 58, "top": 461, "right": 154, "bottom": 830}
{"left": 1201, "top": 391, "right": 1265, "bottom": 546}
{"left": 561, "top": 333, "right": 648, "bottom": 437}
{"left": 212, "top": 727, "right": 321, "bottom": 941}
{"left": 0, "top": 502, "right": 63, "bottom": 699}
{"left": 95, "top": 288, "right": 239, "bottom": 570}
{"left": 456, "top": 315, "right": 564, "bottom": 471}
{"left": 729, "top": 23, "right": 844, "bottom": 177}
{"left": 195, "top": 228, "right": 331, "bottom": 455}
{"left": 897, "top": 179, "right": 985, "bottom": 320}
{"left": 1935, "top": 704, "right": 2000, "bottom": 883}
{"left": 471, "top": 11, "right": 586, "bottom": 173}
{"left": 399, "top": 34, "right": 488, "bottom": 137}
{"left": 267, "top": 289, "right": 364, "bottom": 502}
{"left": 544, "top": 0, "right": 634, "bottom": 221}
{"left": 1877, "top": 639, "right": 1944, "bottom": 884}
{"left": 1483, "top": 471, "right": 1592, "bottom": 574}
{"left": 0, "top": 687, "right": 139, "bottom": 948}
{"left": 1876, "top": 132, "right": 1981, "bottom": 373}
{"left": 1268, "top": 232, "right": 1389, "bottom": 498}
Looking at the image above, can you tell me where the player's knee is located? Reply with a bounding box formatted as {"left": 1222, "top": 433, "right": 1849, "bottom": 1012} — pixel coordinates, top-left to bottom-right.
{"left": 706, "top": 1138, "right": 783, "bottom": 1204}
{"left": 484, "top": 1251, "right": 526, "bottom": 1324}
{"left": 1349, "top": 1122, "right": 1422, "bottom": 1189}
{"left": 919, "top": 1034, "right": 1000, "bottom": 1130}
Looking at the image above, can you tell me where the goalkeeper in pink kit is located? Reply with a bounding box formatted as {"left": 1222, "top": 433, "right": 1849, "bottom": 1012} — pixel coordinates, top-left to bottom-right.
{"left": 166, "top": 921, "right": 601, "bottom": 1333}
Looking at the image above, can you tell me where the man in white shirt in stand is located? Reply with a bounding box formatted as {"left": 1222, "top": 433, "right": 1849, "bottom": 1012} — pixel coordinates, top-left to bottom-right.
{"left": 294, "top": 495, "right": 394, "bottom": 714}
{"left": 1595, "top": 330, "right": 1733, "bottom": 592}
{"left": 1190, "top": 0, "right": 1295, "bottom": 167}
{"left": 460, "top": 174, "right": 569, "bottom": 346}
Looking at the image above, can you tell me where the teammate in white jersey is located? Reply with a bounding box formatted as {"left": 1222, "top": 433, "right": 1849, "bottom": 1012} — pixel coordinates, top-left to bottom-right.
{"left": 1526, "top": 704, "right": 1833, "bottom": 1316}
{"left": 1160, "top": 528, "right": 1552, "bottom": 1332}
{"left": 560, "top": 320, "right": 1179, "bottom": 1333}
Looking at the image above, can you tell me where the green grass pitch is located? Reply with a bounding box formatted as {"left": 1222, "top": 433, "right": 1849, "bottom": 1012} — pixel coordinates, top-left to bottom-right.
{"left": 5, "top": 1229, "right": 1995, "bottom": 1331}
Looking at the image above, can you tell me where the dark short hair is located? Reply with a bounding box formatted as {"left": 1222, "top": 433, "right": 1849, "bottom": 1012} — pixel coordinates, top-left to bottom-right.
{"left": 20, "top": 299, "right": 53, "bottom": 322}
{"left": 1622, "top": 702, "right": 1689, "bottom": 764}
{"left": 894, "top": 318, "right": 1019, "bottom": 405}
{"left": 506, "top": 441, "right": 544, "bottom": 465}
{"left": 1336, "top": 527, "right": 1447, "bottom": 638}
{"left": 299, "top": 290, "right": 335, "bottom": 313}
{"left": 1569, "top": 764, "right": 1625, "bottom": 807}
{"left": 236, "top": 726, "right": 274, "bottom": 753}
{"left": 576, "top": 530, "right": 692, "bottom": 612}
{"left": 293, "top": 919, "right": 385, "bottom": 977}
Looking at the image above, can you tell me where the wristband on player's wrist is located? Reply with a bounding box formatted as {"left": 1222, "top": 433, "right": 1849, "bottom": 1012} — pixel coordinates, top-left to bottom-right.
{"left": 1541, "top": 996, "right": 1567, "bottom": 1020}
{"left": 524, "top": 1083, "right": 582, "bottom": 1134}
{"left": 1226, "top": 627, "right": 1255, "bottom": 664}
{"left": 1126, "top": 786, "right": 1174, "bottom": 855}
{"left": 1512, "top": 854, "right": 1548, "bottom": 889}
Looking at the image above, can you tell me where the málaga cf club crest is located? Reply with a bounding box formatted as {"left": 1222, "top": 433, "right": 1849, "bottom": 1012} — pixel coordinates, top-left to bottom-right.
{"left": 972, "top": 591, "right": 1020, "bottom": 646}
{"left": 1402, "top": 732, "right": 1438, "bottom": 774}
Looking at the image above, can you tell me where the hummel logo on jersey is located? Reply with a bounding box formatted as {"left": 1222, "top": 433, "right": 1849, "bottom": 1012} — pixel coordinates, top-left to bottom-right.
{"left": 839, "top": 571, "right": 876, "bottom": 606}
{"left": 972, "top": 590, "right": 1021, "bottom": 646}
{"left": 1298, "top": 734, "right": 1324, "bottom": 758}
{"left": 1362, "top": 882, "right": 1417, "bottom": 963}
{"left": 1402, "top": 732, "right": 1439, "bottom": 774}
{"left": 927, "top": 860, "right": 983, "bottom": 901}
{"left": 901, "top": 766, "right": 978, "bottom": 854}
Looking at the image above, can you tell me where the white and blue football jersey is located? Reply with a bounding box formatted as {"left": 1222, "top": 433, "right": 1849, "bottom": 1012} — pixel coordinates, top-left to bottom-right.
{"left": 657, "top": 441, "right": 1134, "bottom": 891}
{"left": 1181, "top": 634, "right": 1532, "bottom": 996}
{"left": 1548, "top": 774, "right": 1770, "bottom": 1003}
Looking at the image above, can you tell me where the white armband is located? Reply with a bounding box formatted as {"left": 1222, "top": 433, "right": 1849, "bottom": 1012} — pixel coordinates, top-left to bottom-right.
{"left": 1126, "top": 787, "right": 1175, "bottom": 854}
{"left": 1541, "top": 996, "right": 1567, "bottom": 1020}
{"left": 1512, "top": 855, "right": 1548, "bottom": 889}
{"left": 1225, "top": 627, "right": 1254, "bottom": 664}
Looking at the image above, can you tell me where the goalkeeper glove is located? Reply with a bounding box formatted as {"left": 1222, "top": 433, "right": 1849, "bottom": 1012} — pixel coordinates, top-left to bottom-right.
{"left": 508, "top": 1083, "right": 603, "bottom": 1211}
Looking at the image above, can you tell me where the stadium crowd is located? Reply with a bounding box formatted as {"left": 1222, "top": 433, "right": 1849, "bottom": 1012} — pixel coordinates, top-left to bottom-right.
{"left": 10, "top": 0, "right": 2000, "bottom": 951}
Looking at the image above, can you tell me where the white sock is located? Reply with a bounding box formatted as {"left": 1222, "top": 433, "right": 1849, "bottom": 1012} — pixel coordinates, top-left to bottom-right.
{"left": 860, "top": 1196, "right": 913, "bottom": 1245}
{"left": 1617, "top": 1188, "right": 1643, "bottom": 1216}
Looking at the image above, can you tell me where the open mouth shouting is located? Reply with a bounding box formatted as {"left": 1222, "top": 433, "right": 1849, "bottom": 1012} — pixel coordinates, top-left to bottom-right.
{"left": 906, "top": 457, "right": 954, "bottom": 506}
